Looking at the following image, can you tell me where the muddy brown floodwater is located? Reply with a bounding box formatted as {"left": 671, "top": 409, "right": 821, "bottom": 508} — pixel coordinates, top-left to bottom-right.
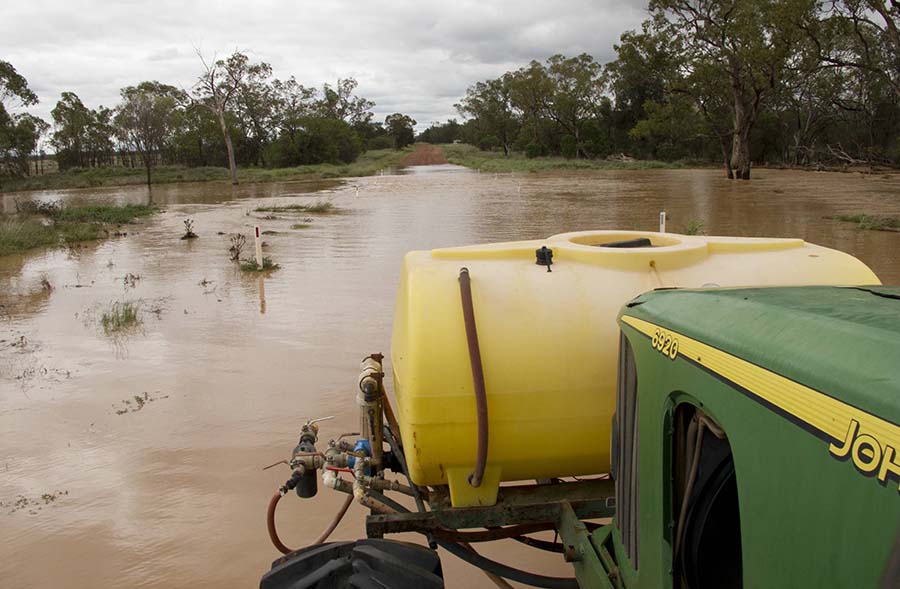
{"left": 1, "top": 165, "right": 899, "bottom": 588}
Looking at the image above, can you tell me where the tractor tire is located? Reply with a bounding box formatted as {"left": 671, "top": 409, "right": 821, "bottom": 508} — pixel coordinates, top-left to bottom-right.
{"left": 260, "top": 539, "right": 444, "bottom": 589}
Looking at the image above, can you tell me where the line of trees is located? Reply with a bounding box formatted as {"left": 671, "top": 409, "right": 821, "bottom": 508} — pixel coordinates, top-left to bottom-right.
{"left": 429, "top": 0, "right": 899, "bottom": 179}
{"left": 0, "top": 52, "right": 419, "bottom": 186}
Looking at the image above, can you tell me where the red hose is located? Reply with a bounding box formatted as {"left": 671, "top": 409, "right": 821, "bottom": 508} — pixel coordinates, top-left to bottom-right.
{"left": 267, "top": 491, "right": 355, "bottom": 555}
{"left": 313, "top": 494, "right": 354, "bottom": 544}
{"left": 267, "top": 492, "right": 294, "bottom": 555}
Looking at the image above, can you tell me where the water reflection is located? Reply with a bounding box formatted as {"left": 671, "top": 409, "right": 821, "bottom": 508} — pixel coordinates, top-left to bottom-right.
{"left": 258, "top": 275, "right": 266, "bottom": 315}
{"left": 1, "top": 178, "right": 341, "bottom": 213}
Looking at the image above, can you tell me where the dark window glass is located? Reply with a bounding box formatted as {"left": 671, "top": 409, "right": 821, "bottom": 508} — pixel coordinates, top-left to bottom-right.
{"left": 614, "top": 333, "right": 639, "bottom": 567}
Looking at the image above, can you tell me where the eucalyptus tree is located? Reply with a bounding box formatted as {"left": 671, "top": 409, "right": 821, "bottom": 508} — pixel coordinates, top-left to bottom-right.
{"left": 191, "top": 51, "right": 271, "bottom": 184}
{"left": 507, "top": 61, "right": 554, "bottom": 153}
{"left": 114, "top": 81, "right": 182, "bottom": 186}
{"left": 620, "top": 22, "right": 738, "bottom": 173}
{"left": 271, "top": 77, "right": 319, "bottom": 142}
{"left": 384, "top": 113, "right": 417, "bottom": 149}
{"left": 51, "top": 92, "right": 93, "bottom": 169}
{"left": 0, "top": 60, "right": 43, "bottom": 181}
{"left": 646, "top": 0, "right": 816, "bottom": 179}
{"left": 0, "top": 60, "right": 37, "bottom": 114}
{"left": 767, "top": 35, "right": 846, "bottom": 165}
{"left": 233, "top": 61, "right": 275, "bottom": 166}
{"left": 169, "top": 105, "right": 224, "bottom": 167}
{"left": 51, "top": 93, "right": 116, "bottom": 169}
{"left": 0, "top": 113, "right": 48, "bottom": 181}
{"left": 605, "top": 28, "right": 672, "bottom": 156}
{"left": 613, "top": 27, "right": 716, "bottom": 162}
{"left": 802, "top": 1, "right": 900, "bottom": 98}
{"left": 456, "top": 75, "right": 518, "bottom": 155}
{"left": 86, "top": 106, "right": 116, "bottom": 167}
{"left": 791, "top": 1, "right": 900, "bottom": 163}
{"left": 541, "top": 54, "right": 607, "bottom": 158}
{"left": 461, "top": 54, "right": 606, "bottom": 158}
{"left": 316, "top": 78, "right": 375, "bottom": 126}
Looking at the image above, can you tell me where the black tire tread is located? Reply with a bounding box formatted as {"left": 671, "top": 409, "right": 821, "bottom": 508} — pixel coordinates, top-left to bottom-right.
{"left": 261, "top": 539, "right": 443, "bottom": 589}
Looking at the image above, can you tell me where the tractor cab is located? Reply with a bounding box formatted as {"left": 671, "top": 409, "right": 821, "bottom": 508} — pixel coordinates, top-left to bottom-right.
{"left": 604, "top": 285, "right": 900, "bottom": 589}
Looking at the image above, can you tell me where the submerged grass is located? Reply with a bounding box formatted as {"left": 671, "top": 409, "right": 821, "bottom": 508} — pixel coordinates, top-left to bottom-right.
{"left": 0, "top": 148, "right": 412, "bottom": 193}
{"left": 0, "top": 218, "right": 63, "bottom": 256}
{"left": 290, "top": 223, "right": 311, "bottom": 230}
{"left": 52, "top": 203, "right": 156, "bottom": 224}
{"left": 100, "top": 301, "right": 142, "bottom": 335}
{"left": 240, "top": 256, "right": 280, "bottom": 272}
{"left": 0, "top": 203, "right": 157, "bottom": 257}
{"left": 833, "top": 214, "right": 900, "bottom": 231}
{"left": 441, "top": 143, "right": 683, "bottom": 173}
{"left": 254, "top": 200, "right": 336, "bottom": 214}
{"left": 682, "top": 220, "right": 706, "bottom": 235}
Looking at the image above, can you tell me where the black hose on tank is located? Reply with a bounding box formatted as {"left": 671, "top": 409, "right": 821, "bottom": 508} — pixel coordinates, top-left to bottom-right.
{"left": 458, "top": 267, "right": 489, "bottom": 488}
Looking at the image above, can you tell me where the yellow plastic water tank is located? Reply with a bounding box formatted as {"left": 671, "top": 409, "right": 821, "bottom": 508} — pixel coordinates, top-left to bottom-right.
{"left": 390, "top": 230, "right": 880, "bottom": 507}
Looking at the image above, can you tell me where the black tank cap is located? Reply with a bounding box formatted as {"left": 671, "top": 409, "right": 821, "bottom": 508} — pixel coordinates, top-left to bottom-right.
{"left": 535, "top": 246, "right": 553, "bottom": 272}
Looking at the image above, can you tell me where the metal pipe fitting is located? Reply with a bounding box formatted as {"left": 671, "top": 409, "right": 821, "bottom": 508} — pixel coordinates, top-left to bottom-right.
{"left": 358, "top": 356, "right": 385, "bottom": 471}
{"left": 357, "top": 474, "right": 416, "bottom": 497}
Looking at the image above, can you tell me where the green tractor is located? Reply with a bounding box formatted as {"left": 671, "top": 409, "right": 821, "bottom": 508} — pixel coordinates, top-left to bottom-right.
{"left": 261, "top": 233, "right": 900, "bottom": 588}
{"left": 586, "top": 285, "right": 900, "bottom": 588}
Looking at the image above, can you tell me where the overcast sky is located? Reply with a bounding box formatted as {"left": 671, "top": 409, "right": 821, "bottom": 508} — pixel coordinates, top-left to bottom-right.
{"left": 2, "top": 0, "right": 648, "bottom": 131}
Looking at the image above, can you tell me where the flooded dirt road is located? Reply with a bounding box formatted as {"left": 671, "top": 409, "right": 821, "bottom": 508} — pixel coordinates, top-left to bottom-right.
{"left": 1, "top": 165, "right": 899, "bottom": 588}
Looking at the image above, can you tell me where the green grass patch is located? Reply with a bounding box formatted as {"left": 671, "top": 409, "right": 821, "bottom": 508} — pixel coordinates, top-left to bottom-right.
{"left": 240, "top": 256, "right": 280, "bottom": 272}
{"left": 100, "top": 301, "right": 142, "bottom": 335}
{"left": 0, "top": 218, "right": 61, "bottom": 256}
{"left": 682, "top": 220, "right": 706, "bottom": 235}
{"left": 57, "top": 222, "right": 106, "bottom": 243}
{"left": 0, "top": 217, "right": 106, "bottom": 256}
{"left": 240, "top": 148, "right": 411, "bottom": 181}
{"left": 833, "top": 214, "right": 900, "bottom": 231}
{"left": 52, "top": 203, "right": 156, "bottom": 224}
{"left": 440, "top": 143, "right": 683, "bottom": 173}
{"left": 254, "top": 200, "right": 336, "bottom": 214}
{"left": 290, "top": 223, "right": 311, "bottom": 230}
{"left": 0, "top": 202, "right": 157, "bottom": 257}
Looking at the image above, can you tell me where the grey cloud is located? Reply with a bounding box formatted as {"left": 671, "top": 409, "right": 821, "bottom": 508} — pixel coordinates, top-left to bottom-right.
{"left": 1, "top": 0, "right": 648, "bottom": 130}
{"left": 147, "top": 48, "right": 182, "bottom": 62}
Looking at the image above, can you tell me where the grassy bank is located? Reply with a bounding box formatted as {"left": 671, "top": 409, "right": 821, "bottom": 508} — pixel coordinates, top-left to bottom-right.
{"left": 0, "top": 203, "right": 156, "bottom": 257}
{"left": 254, "top": 200, "right": 337, "bottom": 214}
{"left": 0, "top": 148, "right": 412, "bottom": 193}
{"left": 832, "top": 214, "right": 900, "bottom": 232}
{"left": 441, "top": 143, "right": 685, "bottom": 173}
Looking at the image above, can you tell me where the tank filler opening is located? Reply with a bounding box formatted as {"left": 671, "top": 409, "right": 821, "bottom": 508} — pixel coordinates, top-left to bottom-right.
{"left": 597, "top": 237, "right": 654, "bottom": 248}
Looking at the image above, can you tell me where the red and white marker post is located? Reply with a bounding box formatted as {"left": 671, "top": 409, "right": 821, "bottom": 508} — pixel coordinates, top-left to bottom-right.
{"left": 254, "top": 225, "right": 263, "bottom": 268}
